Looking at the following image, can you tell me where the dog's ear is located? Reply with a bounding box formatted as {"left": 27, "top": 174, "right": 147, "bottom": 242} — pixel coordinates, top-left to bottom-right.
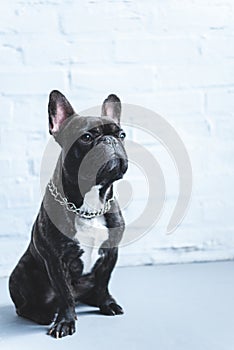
{"left": 48, "top": 90, "right": 75, "bottom": 135}
{"left": 101, "top": 94, "right": 121, "bottom": 125}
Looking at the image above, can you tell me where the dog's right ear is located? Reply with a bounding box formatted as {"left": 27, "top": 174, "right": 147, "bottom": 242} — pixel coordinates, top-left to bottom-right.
{"left": 101, "top": 94, "right": 121, "bottom": 125}
{"left": 48, "top": 90, "right": 75, "bottom": 135}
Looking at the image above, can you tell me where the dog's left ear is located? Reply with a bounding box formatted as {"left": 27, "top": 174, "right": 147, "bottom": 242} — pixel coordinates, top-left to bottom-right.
{"left": 101, "top": 94, "right": 121, "bottom": 125}
{"left": 48, "top": 90, "right": 75, "bottom": 135}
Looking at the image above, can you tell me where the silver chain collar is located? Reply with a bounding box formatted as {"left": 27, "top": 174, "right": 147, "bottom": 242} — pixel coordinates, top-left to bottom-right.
{"left": 47, "top": 180, "right": 114, "bottom": 219}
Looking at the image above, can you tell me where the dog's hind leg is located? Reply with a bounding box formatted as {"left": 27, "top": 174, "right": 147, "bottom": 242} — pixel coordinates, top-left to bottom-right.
{"left": 9, "top": 248, "right": 57, "bottom": 325}
{"left": 79, "top": 247, "right": 124, "bottom": 316}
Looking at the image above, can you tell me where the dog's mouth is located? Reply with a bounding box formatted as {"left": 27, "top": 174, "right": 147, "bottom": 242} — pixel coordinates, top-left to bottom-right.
{"left": 96, "top": 157, "right": 128, "bottom": 187}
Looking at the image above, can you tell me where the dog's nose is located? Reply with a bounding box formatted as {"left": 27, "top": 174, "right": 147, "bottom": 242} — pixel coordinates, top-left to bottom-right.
{"left": 102, "top": 136, "right": 116, "bottom": 145}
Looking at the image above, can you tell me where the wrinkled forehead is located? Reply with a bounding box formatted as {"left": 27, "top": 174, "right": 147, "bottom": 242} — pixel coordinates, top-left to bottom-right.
{"left": 70, "top": 115, "right": 120, "bottom": 134}
{"left": 55, "top": 114, "right": 121, "bottom": 146}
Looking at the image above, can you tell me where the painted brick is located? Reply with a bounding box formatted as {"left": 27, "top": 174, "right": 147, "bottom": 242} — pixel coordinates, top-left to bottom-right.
{"left": 0, "top": 2, "right": 59, "bottom": 35}
{"left": 0, "top": 128, "right": 27, "bottom": 155}
{"left": 60, "top": 3, "right": 112, "bottom": 35}
{"left": 0, "top": 0, "right": 233, "bottom": 276}
{"left": 71, "top": 66, "right": 154, "bottom": 93}
{"left": 0, "top": 45, "right": 23, "bottom": 66}
{"left": 149, "top": 3, "right": 230, "bottom": 35}
{"left": 12, "top": 97, "right": 48, "bottom": 131}
{"left": 206, "top": 89, "right": 234, "bottom": 116}
{"left": 0, "top": 70, "right": 67, "bottom": 95}
{"left": 201, "top": 35, "right": 234, "bottom": 62}
{"left": 114, "top": 37, "right": 200, "bottom": 64}
{"left": 0, "top": 97, "right": 14, "bottom": 124}
{"left": 124, "top": 91, "right": 204, "bottom": 118}
{"left": 156, "top": 63, "right": 234, "bottom": 89}
{"left": 0, "top": 157, "right": 11, "bottom": 177}
{"left": 6, "top": 182, "right": 34, "bottom": 209}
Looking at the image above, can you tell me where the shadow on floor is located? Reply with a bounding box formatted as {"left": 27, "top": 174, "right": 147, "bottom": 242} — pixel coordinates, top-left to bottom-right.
{"left": 0, "top": 305, "right": 47, "bottom": 338}
{"left": 0, "top": 303, "right": 100, "bottom": 339}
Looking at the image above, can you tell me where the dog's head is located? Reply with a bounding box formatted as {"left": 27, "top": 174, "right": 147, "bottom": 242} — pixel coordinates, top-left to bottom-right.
{"left": 48, "top": 90, "right": 128, "bottom": 195}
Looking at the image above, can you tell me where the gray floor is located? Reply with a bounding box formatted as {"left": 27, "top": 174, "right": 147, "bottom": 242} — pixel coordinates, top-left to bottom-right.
{"left": 1, "top": 262, "right": 234, "bottom": 350}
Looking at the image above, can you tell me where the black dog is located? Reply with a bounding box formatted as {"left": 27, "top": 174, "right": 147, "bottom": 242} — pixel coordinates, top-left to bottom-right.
{"left": 9, "top": 91, "right": 128, "bottom": 338}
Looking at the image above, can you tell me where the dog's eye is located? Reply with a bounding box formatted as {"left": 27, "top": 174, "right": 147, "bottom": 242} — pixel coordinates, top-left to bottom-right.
{"left": 119, "top": 131, "right": 126, "bottom": 140}
{"left": 80, "top": 133, "right": 93, "bottom": 143}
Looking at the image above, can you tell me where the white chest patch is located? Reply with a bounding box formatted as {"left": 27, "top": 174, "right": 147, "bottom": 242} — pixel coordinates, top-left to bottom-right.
{"left": 73, "top": 186, "right": 109, "bottom": 275}
{"left": 74, "top": 215, "right": 109, "bottom": 274}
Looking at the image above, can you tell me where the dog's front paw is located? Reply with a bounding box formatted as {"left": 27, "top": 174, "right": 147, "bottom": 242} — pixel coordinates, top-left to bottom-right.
{"left": 48, "top": 311, "right": 77, "bottom": 338}
{"left": 100, "top": 302, "right": 124, "bottom": 316}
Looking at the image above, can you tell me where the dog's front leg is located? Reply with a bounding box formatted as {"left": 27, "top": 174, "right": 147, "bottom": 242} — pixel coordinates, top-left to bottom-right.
{"left": 95, "top": 247, "right": 124, "bottom": 316}
{"left": 33, "top": 229, "right": 79, "bottom": 338}
{"left": 44, "top": 252, "right": 77, "bottom": 339}
{"left": 48, "top": 305, "right": 76, "bottom": 339}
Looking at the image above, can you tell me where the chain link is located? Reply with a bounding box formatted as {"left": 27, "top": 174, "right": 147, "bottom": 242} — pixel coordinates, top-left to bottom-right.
{"left": 47, "top": 180, "right": 114, "bottom": 219}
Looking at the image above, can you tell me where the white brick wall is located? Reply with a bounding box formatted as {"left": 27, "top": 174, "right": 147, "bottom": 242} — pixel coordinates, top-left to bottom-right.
{"left": 0, "top": 0, "right": 234, "bottom": 276}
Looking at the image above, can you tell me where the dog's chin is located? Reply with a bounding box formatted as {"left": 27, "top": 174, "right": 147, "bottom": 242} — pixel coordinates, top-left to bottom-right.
{"left": 96, "top": 158, "right": 128, "bottom": 188}
{"left": 98, "top": 173, "right": 123, "bottom": 189}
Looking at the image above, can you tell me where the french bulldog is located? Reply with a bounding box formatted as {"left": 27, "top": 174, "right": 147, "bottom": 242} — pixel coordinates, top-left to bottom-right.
{"left": 9, "top": 90, "right": 128, "bottom": 338}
